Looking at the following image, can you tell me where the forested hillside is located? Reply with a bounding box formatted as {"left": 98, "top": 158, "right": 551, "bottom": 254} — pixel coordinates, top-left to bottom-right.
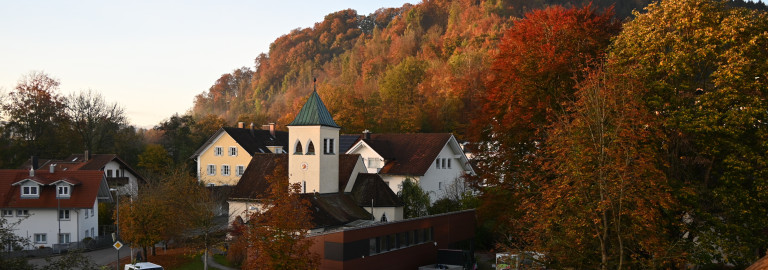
{"left": 192, "top": 0, "right": 655, "bottom": 137}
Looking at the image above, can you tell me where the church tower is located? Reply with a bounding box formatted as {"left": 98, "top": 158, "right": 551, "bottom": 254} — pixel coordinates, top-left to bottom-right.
{"left": 287, "top": 89, "right": 340, "bottom": 194}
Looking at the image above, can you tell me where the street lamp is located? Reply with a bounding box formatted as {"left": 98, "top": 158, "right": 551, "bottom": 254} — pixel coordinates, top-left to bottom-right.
{"left": 110, "top": 188, "right": 119, "bottom": 270}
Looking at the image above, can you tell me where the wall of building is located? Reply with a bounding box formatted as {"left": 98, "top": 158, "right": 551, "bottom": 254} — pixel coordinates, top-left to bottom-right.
{"left": 418, "top": 143, "right": 467, "bottom": 203}
{"left": 197, "top": 133, "right": 254, "bottom": 186}
{"left": 308, "top": 210, "right": 476, "bottom": 270}
{"left": 347, "top": 144, "right": 384, "bottom": 174}
{"left": 288, "top": 125, "right": 340, "bottom": 194}
{"left": 104, "top": 161, "right": 139, "bottom": 197}
{"left": 365, "top": 206, "right": 403, "bottom": 222}
{"left": 3, "top": 201, "right": 98, "bottom": 249}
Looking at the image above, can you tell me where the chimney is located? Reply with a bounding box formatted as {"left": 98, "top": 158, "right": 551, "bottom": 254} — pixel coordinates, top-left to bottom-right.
{"left": 31, "top": 156, "right": 38, "bottom": 170}
{"left": 238, "top": 122, "right": 245, "bottom": 128}
{"left": 363, "top": 130, "right": 371, "bottom": 140}
{"left": 262, "top": 123, "right": 276, "bottom": 137}
{"left": 84, "top": 150, "right": 89, "bottom": 162}
{"left": 249, "top": 123, "right": 255, "bottom": 137}
{"left": 49, "top": 164, "right": 55, "bottom": 173}
{"left": 29, "top": 167, "right": 34, "bottom": 177}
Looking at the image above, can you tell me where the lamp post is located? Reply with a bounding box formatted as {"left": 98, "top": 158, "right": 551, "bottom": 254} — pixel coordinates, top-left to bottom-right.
{"left": 110, "top": 188, "right": 119, "bottom": 270}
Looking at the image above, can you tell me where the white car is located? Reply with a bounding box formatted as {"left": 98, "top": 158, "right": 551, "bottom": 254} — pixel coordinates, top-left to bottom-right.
{"left": 124, "top": 262, "right": 164, "bottom": 270}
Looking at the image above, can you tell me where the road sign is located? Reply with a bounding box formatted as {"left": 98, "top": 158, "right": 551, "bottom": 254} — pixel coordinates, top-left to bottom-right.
{"left": 113, "top": 241, "right": 123, "bottom": 250}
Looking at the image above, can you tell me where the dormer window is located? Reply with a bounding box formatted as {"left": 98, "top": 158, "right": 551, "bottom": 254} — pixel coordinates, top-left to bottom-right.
{"left": 22, "top": 185, "right": 39, "bottom": 197}
{"left": 57, "top": 185, "right": 71, "bottom": 198}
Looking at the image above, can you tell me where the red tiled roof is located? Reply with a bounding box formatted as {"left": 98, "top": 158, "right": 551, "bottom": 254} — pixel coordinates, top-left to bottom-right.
{"left": 355, "top": 133, "right": 452, "bottom": 176}
{"left": 747, "top": 255, "right": 768, "bottom": 270}
{"left": 0, "top": 170, "right": 104, "bottom": 209}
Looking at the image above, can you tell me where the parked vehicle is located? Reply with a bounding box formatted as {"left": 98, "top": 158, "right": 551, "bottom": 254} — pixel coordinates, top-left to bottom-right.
{"left": 124, "top": 262, "right": 164, "bottom": 270}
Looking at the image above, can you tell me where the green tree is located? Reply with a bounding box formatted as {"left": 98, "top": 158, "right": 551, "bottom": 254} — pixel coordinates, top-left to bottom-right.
{"left": 610, "top": 0, "right": 768, "bottom": 265}
{"left": 397, "top": 178, "right": 431, "bottom": 219}
{"left": 378, "top": 57, "right": 427, "bottom": 132}
{"left": 137, "top": 144, "right": 173, "bottom": 177}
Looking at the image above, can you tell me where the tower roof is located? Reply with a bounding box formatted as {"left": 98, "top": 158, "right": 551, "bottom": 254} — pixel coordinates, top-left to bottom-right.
{"left": 287, "top": 90, "right": 340, "bottom": 128}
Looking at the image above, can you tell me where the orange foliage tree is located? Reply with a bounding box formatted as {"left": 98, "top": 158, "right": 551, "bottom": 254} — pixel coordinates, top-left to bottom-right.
{"left": 524, "top": 64, "right": 682, "bottom": 268}
{"left": 468, "top": 4, "right": 620, "bottom": 248}
{"left": 239, "top": 164, "right": 319, "bottom": 269}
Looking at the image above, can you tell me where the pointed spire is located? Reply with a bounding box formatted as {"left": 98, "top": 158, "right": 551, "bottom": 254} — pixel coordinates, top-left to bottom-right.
{"left": 287, "top": 85, "right": 340, "bottom": 128}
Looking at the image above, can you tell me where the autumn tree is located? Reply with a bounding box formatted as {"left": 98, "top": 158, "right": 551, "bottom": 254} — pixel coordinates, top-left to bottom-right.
{"left": 1, "top": 71, "right": 70, "bottom": 163}
{"left": 241, "top": 164, "right": 319, "bottom": 269}
{"left": 469, "top": 4, "right": 620, "bottom": 247}
{"left": 610, "top": 0, "right": 768, "bottom": 265}
{"left": 524, "top": 64, "right": 681, "bottom": 269}
{"left": 67, "top": 89, "right": 127, "bottom": 153}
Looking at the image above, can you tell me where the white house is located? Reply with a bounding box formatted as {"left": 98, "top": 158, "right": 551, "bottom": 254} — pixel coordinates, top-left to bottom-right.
{"left": 346, "top": 132, "right": 475, "bottom": 202}
{"left": 0, "top": 168, "right": 112, "bottom": 249}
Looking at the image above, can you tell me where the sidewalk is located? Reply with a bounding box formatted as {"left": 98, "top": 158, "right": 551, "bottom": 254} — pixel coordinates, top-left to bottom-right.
{"left": 27, "top": 246, "right": 132, "bottom": 268}
{"left": 203, "top": 252, "right": 238, "bottom": 270}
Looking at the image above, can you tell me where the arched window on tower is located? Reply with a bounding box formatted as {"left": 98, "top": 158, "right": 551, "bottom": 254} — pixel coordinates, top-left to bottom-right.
{"left": 306, "top": 141, "right": 315, "bottom": 155}
{"left": 294, "top": 140, "right": 303, "bottom": 155}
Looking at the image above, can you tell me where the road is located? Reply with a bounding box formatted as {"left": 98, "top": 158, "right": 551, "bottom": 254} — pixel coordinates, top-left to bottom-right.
{"left": 28, "top": 246, "right": 132, "bottom": 268}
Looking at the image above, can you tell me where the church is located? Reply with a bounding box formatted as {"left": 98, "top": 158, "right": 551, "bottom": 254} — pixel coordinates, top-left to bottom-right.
{"left": 227, "top": 89, "right": 404, "bottom": 231}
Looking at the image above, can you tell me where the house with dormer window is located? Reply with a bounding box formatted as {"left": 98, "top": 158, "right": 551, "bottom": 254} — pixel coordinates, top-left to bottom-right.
{"left": 0, "top": 168, "right": 112, "bottom": 249}
{"left": 345, "top": 132, "right": 475, "bottom": 202}
{"left": 191, "top": 123, "right": 288, "bottom": 186}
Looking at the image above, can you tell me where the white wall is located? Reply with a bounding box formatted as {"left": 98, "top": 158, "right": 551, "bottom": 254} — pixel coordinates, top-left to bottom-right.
{"left": 419, "top": 144, "right": 467, "bottom": 202}
{"left": 4, "top": 200, "right": 98, "bottom": 249}
{"left": 227, "top": 200, "right": 264, "bottom": 227}
{"left": 365, "top": 206, "right": 403, "bottom": 222}
{"left": 288, "top": 125, "right": 340, "bottom": 194}
{"left": 347, "top": 143, "right": 384, "bottom": 174}
{"left": 104, "top": 161, "right": 139, "bottom": 197}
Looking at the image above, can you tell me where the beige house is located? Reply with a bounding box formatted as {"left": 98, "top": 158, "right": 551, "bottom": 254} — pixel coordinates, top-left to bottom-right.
{"left": 191, "top": 123, "right": 288, "bottom": 186}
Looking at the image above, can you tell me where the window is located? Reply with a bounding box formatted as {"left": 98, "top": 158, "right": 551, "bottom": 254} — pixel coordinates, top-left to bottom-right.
{"left": 85, "top": 230, "right": 89, "bottom": 238}
{"left": 59, "top": 209, "right": 70, "bottom": 220}
{"left": 369, "top": 238, "right": 379, "bottom": 255}
{"left": 2, "top": 210, "right": 12, "bottom": 217}
{"left": 323, "top": 138, "right": 334, "bottom": 154}
{"left": 368, "top": 158, "right": 378, "bottom": 168}
{"left": 22, "top": 186, "right": 39, "bottom": 196}
{"left": 222, "top": 165, "right": 230, "bottom": 176}
{"left": 442, "top": 158, "right": 447, "bottom": 169}
{"left": 294, "top": 141, "right": 303, "bottom": 155}
{"left": 448, "top": 159, "right": 452, "bottom": 169}
{"left": 107, "top": 170, "right": 113, "bottom": 177}
{"left": 17, "top": 210, "right": 29, "bottom": 216}
{"left": 34, "top": 234, "right": 47, "bottom": 244}
{"left": 229, "top": 147, "right": 237, "bottom": 156}
{"left": 214, "top": 147, "right": 223, "bottom": 156}
{"left": 207, "top": 165, "right": 216, "bottom": 176}
{"left": 381, "top": 212, "right": 387, "bottom": 222}
{"left": 302, "top": 181, "right": 307, "bottom": 193}
{"left": 58, "top": 233, "right": 70, "bottom": 244}
{"left": 306, "top": 141, "right": 315, "bottom": 155}
{"left": 435, "top": 160, "right": 440, "bottom": 169}
{"left": 439, "top": 182, "right": 443, "bottom": 190}
{"left": 57, "top": 186, "right": 70, "bottom": 197}
{"left": 236, "top": 165, "right": 245, "bottom": 176}
{"left": 91, "top": 208, "right": 94, "bottom": 217}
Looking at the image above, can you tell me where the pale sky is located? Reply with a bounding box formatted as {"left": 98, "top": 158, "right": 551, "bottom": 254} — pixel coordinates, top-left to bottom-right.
{"left": 0, "top": 0, "right": 413, "bottom": 128}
